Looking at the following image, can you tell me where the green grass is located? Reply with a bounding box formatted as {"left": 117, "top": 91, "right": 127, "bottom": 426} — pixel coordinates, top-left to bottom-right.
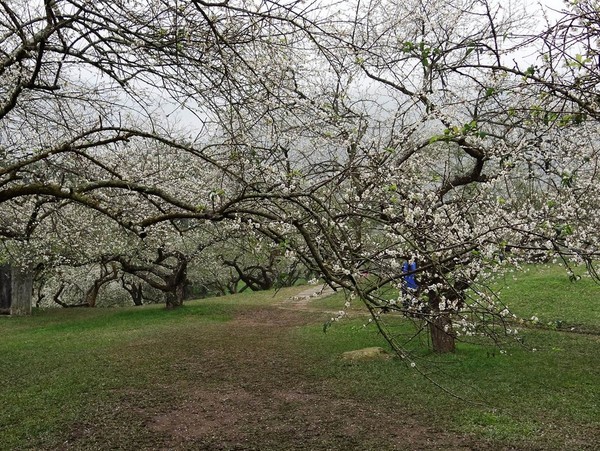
{"left": 0, "top": 305, "right": 220, "bottom": 448}
{"left": 297, "top": 266, "right": 600, "bottom": 449}
{"left": 296, "top": 315, "right": 599, "bottom": 449}
{"left": 0, "top": 271, "right": 598, "bottom": 449}
{"left": 0, "top": 288, "right": 300, "bottom": 450}
{"left": 299, "top": 265, "right": 600, "bottom": 449}
{"left": 496, "top": 264, "right": 600, "bottom": 331}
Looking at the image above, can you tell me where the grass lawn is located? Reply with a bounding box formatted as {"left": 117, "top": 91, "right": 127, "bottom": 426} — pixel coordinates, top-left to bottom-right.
{"left": 497, "top": 263, "right": 600, "bottom": 332}
{"left": 0, "top": 272, "right": 598, "bottom": 450}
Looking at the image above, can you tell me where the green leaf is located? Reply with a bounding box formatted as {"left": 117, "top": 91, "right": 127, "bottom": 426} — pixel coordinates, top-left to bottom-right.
{"left": 402, "top": 41, "right": 414, "bottom": 53}
{"left": 561, "top": 172, "right": 574, "bottom": 188}
{"left": 429, "top": 135, "right": 447, "bottom": 144}
{"left": 524, "top": 65, "right": 536, "bottom": 77}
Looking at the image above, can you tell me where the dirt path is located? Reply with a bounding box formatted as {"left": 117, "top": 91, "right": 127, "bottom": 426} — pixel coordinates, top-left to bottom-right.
{"left": 138, "top": 306, "right": 478, "bottom": 451}
{"left": 63, "top": 291, "right": 486, "bottom": 451}
{"left": 278, "top": 283, "right": 337, "bottom": 310}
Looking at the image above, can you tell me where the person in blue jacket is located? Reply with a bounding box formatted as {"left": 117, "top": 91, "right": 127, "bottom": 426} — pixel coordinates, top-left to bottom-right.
{"left": 401, "top": 260, "right": 418, "bottom": 291}
{"left": 401, "top": 260, "right": 418, "bottom": 310}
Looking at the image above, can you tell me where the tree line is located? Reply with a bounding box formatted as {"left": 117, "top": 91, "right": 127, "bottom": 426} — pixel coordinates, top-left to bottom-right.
{"left": 2, "top": 0, "right": 600, "bottom": 353}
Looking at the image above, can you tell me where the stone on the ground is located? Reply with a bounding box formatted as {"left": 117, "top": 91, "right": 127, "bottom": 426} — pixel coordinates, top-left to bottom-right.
{"left": 341, "top": 347, "right": 392, "bottom": 362}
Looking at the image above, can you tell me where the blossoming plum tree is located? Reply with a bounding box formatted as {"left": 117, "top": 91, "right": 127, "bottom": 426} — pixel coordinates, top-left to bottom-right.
{"left": 1, "top": 0, "right": 598, "bottom": 354}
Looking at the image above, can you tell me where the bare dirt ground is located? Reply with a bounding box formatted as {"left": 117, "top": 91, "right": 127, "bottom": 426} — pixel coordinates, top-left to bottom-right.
{"left": 277, "top": 283, "right": 336, "bottom": 310}
{"left": 142, "top": 308, "right": 477, "bottom": 451}
{"left": 61, "top": 291, "right": 516, "bottom": 451}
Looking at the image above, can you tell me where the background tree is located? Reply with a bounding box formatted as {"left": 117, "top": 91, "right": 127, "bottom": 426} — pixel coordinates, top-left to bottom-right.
{"left": 2, "top": 0, "right": 599, "bottom": 357}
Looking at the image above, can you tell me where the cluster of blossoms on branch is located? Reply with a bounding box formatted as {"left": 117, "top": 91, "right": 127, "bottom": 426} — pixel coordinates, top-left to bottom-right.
{"left": 1, "top": 0, "right": 599, "bottom": 353}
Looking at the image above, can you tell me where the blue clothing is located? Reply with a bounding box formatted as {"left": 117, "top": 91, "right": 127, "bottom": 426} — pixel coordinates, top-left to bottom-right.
{"left": 402, "top": 261, "right": 418, "bottom": 290}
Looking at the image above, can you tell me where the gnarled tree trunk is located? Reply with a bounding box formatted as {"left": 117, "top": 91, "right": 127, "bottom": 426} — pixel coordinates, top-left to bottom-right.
{"left": 428, "top": 291, "right": 456, "bottom": 353}
{"left": 165, "top": 259, "right": 188, "bottom": 309}
{"left": 121, "top": 276, "right": 145, "bottom": 306}
{"left": 430, "top": 313, "right": 456, "bottom": 353}
{"left": 84, "top": 263, "right": 118, "bottom": 307}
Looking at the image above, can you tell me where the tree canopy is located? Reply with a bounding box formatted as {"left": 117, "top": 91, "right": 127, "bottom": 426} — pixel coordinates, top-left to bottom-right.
{"left": 1, "top": 0, "right": 599, "bottom": 353}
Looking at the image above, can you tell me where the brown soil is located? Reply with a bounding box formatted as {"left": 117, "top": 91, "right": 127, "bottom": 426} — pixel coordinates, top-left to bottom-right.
{"left": 170, "top": 309, "right": 473, "bottom": 449}
{"left": 62, "top": 303, "right": 494, "bottom": 450}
